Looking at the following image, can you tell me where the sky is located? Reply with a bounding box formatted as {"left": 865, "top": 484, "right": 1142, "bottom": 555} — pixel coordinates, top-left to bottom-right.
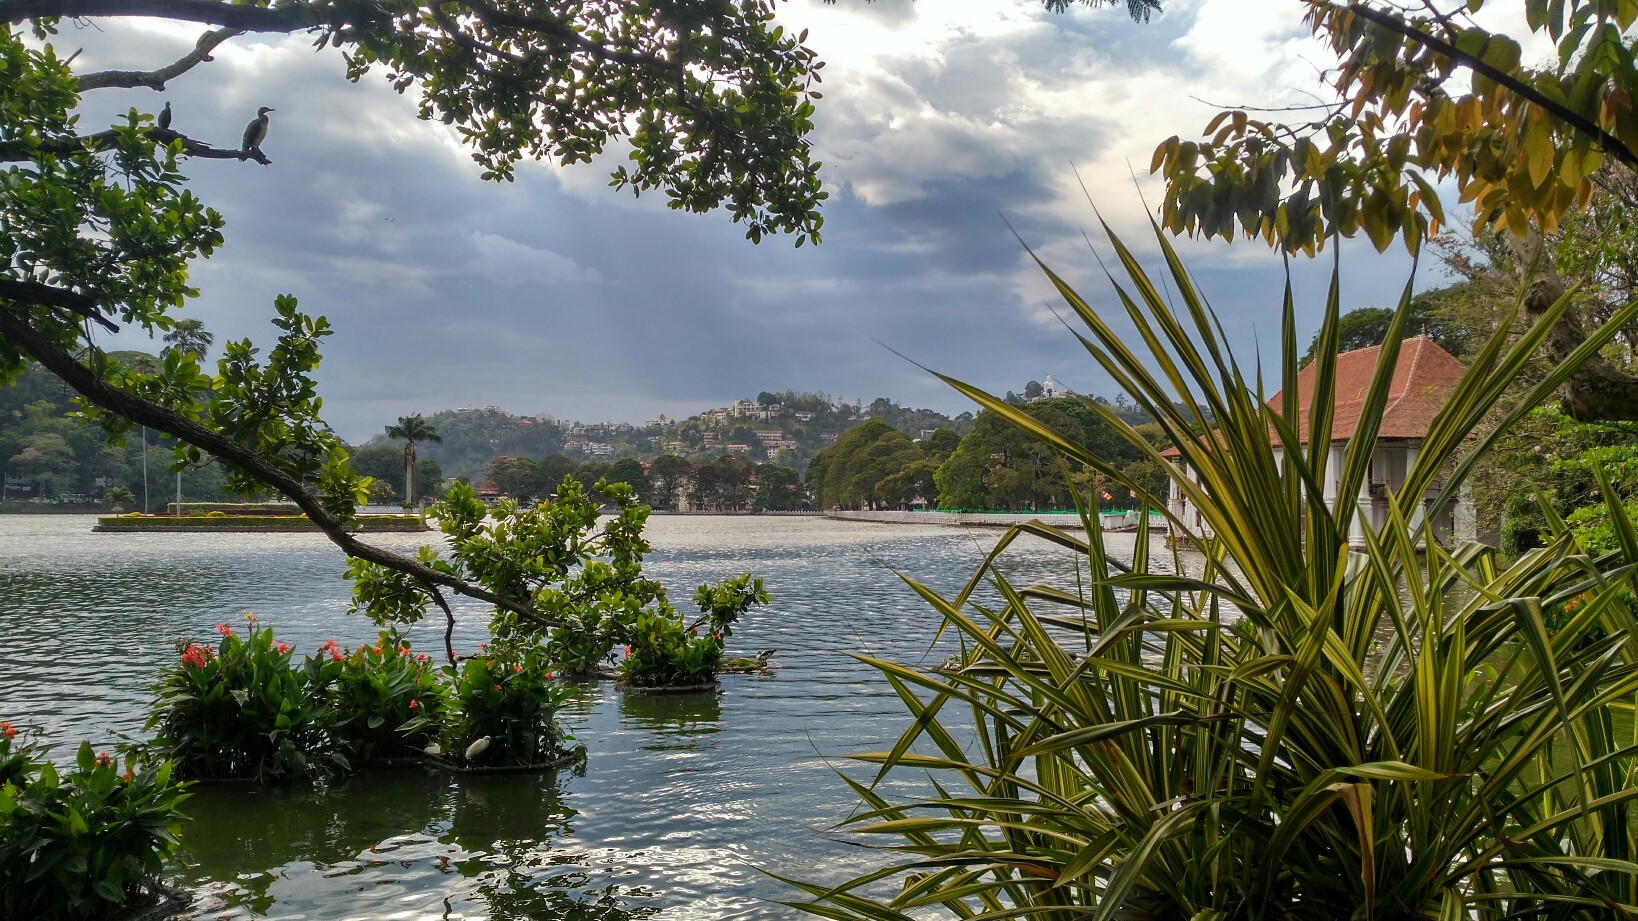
{"left": 64, "top": 0, "right": 1456, "bottom": 443}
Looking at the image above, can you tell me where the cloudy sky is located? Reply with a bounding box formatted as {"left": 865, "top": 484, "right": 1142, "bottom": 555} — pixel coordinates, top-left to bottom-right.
{"left": 66, "top": 0, "right": 1447, "bottom": 443}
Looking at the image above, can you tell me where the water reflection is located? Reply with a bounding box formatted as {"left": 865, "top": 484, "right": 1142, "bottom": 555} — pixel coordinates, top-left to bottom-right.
{"left": 178, "top": 765, "right": 659, "bottom": 920}
{"left": 618, "top": 688, "right": 723, "bottom": 749}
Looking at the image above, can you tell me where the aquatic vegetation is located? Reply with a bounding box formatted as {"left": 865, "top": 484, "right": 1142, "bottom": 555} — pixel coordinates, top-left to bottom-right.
{"left": 428, "top": 644, "right": 579, "bottom": 767}
{"left": 619, "top": 574, "right": 769, "bottom": 688}
{"left": 0, "top": 728, "right": 188, "bottom": 921}
{"left": 147, "top": 617, "right": 341, "bottom": 782}
{"left": 353, "top": 476, "right": 771, "bottom": 687}
{"left": 320, "top": 636, "right": 450, "bottom": 762}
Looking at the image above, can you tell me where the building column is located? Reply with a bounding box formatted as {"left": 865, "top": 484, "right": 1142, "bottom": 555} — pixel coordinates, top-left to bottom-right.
{"left": 1403, "top": 441, "right": 1426, "bottom": 538}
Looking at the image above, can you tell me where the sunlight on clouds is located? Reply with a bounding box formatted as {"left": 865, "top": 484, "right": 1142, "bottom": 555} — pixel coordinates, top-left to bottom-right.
{"left": 464, "top": 232, "right": 602, "bottom": 287}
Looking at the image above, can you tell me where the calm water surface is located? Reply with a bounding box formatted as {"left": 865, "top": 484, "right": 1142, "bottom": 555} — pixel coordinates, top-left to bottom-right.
{"left": 0, "top": 514, "right": 1146, "bottom": 919}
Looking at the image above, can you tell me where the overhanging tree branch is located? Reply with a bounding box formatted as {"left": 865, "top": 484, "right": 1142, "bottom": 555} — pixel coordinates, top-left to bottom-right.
{"left": 0, "top": 0, "right": 303, "bottom": 30}
{"left": 0, "top": 127, "right": 269, "bottom": 164}
{"left": 0, "top": 279, "right": 118, "bottom": 332}
{"left": 77, "top": 26, "right": 241, "bottom": 90}
{"left": 1346, "top": 2, "right": 1638, "bottom": 171}
{"left": 0, "top": 299, "right": 559, "bottom": 628}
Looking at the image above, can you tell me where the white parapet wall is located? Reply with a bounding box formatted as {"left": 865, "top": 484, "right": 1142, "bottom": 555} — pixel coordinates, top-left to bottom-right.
{"left": 824, "top": 510, "right": 1166, "bottom": 531}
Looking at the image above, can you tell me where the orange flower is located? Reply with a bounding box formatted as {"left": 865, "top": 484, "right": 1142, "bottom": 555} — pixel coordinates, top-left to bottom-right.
{"left": 277, "top": 642, "right": 290, "bottom": 654}
{"left": 408, "top": 699, "right": 419, "bottom": 710}
{"left": 492, "top": 684, "right": 501, "bottom": 692}
{"left": 1, "top": 721, "right": 14, "bottom": 740}
{"left": 513, "top": 663, "right": 522, "bottom": 673}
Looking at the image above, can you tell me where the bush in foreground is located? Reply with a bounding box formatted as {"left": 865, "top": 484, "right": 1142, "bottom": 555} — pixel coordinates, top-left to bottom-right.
{"left": 0, "top": 724, "right": 189, "bottom": 921}
{"left": 785, "top": 227, "right": 1638, "bottom": 918}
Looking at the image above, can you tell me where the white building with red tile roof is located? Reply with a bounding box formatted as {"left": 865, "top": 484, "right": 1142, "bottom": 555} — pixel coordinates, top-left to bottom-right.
{"left": 1162, "top": 336, "right": 1474, "bottom": 548}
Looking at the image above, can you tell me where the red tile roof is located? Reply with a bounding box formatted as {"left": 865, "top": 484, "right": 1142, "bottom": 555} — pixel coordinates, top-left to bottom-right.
{"left": 1161, "top": 336, "right": 1466, "bottom": 457}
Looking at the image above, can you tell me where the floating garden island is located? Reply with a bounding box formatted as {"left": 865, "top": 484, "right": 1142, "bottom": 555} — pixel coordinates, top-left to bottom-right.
{"left": 94, "top": 502, "right": 429, "bottom": 533}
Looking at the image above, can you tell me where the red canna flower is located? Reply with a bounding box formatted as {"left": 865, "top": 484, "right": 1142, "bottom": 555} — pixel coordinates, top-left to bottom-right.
{"left": 214, "top": 624, "right": 232, "bottom": 636}
{"left": 546, "top": 672, "right": 555, "bottom": 680}
{"left": 122, "top": 769, "right": 133, "bottom": 783}
{"left": 181, "top": 644, "right": 208, "bottom": 669}
{"left": 408, "top": 699, "right": 419, "bottom": 710}
{"left": 95, "top": 751, "right": 113, "bottom": 768}
{"left": 492, "top": 684, "right": 501, "bottom": 692}
{"left": 1, "top": 721, "right": 14, "bottom": 740}
{"left": 513, "top": 663, "right": 522, "bottom": 673}
{"left": 277, "top": 642, "right": 290, "bottom": 654}
{"left": 623, "top": 646, "right": 631, "bottom": 657}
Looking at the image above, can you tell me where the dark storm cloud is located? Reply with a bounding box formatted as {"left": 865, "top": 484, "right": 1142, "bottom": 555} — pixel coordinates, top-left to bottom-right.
{"left": 54, "top": 6, "right": 1431, "bottom": 444}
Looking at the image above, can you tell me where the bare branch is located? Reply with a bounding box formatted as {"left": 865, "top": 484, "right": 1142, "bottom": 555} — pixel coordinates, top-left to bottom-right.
{"left": 0, "top": 126, "right": 269, "bottom": 164}
{"left": 0, "top": 296, "right": 559, "bottom": 629}
{"left": 76, "top": 27, "right": 241, "bottom": 90}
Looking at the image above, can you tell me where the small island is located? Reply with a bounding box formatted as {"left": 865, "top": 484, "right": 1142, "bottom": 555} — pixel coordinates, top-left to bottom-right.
{"left": 94, "top": 502, "right": 429, "bottom": 533}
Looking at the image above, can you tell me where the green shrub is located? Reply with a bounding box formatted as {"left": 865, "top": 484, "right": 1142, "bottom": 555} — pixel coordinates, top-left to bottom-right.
{"left": 429, "top": 643, "right": 576, "bottom": 767}
{"left": 618, "top": 574, "right": 768, "bottom": 687}
{"left": 146, "top": 618, "right": 342, "bottom": 781}
{"left": 318, "top": 635, "right": 449, "bottom": 762}
{"left": 0, "top": 725, "right": 189, "bottom": 921}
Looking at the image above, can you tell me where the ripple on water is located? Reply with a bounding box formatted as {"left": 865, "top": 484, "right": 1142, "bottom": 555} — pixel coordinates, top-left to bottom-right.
{"left": 0, "top": 514, "right": 1160, "bottom": 918}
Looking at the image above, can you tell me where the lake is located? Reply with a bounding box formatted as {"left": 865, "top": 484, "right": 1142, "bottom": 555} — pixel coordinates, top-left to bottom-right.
{"left": 0, "top": 513, "right": 1145, "bottom": 919}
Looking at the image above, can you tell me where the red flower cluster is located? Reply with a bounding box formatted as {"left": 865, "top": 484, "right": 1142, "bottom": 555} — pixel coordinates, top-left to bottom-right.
{"left": 512, "top": 663, "right": 522, "bottom": 673}
{"left": 276, "top": 642, "right": 291, "bottom": 654}
{"left": 214, "top": 623, "right": 233, "bottom": 637}
{"left": 95, "top": 751, "right": 113, "bottom": 768}
{"left": 318, "top": 639, "right": 345, "bottom": 662}
{"left": 180, "top": 644, "right": 210, "bottom": 669}
{"left": 1, "top": 721, "right": 15, "bottom": 740}
{"left": 408, "top": 698, "right": 419, "bottom": 710}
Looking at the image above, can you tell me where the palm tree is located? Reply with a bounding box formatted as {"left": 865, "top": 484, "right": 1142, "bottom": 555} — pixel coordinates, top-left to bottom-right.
{"left": 162, "top": 318, "right": 213, "bottom": 360}
{"left": 384, "top": 414, "right": 441, "bottom": 507}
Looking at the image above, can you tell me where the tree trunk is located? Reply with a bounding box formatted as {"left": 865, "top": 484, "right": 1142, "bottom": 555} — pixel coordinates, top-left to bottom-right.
{"left": 1507, "top": 230, "right": 1638, "bottom": 423}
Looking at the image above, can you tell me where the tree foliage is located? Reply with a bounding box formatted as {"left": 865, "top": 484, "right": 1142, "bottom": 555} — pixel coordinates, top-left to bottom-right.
{"left": 1152, "top": 0, "right": 1638, "bottom": 255}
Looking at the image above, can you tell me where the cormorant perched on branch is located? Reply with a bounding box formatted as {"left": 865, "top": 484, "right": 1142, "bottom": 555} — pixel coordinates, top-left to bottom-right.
{"left": 241, "top": 106, "right": 273, "bottom": 154}
{"left": 157, "top": 101, "right": 171, "bottom": 130}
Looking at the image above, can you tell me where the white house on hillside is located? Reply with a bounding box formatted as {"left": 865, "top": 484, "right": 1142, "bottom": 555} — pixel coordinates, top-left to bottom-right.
{"left": 1162, "top": 336, "right": 1478, "bottom": 548}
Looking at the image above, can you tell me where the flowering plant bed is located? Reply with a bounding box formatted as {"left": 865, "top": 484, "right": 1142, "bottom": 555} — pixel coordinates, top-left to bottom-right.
{"left": 95, "top": 514, "right": 427, "bottom": 533}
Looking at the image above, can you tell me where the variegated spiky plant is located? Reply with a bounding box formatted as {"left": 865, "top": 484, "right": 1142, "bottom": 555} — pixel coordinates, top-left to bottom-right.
{"left": 784, "top": 225, "right": 1638, "bottom": 921}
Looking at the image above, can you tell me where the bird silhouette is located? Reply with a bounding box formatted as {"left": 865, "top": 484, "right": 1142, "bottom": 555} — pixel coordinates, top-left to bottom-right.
{"left": 241, "top": 106, "right": 274, "bottom": 153}
{"left": 157, "top": 101, "right": 171, "bottom": 131}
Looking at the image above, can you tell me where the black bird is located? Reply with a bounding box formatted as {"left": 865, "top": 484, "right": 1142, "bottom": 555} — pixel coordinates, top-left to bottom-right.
{"left": 241, "top": 106, "right": 274, "bottom": 153}
{"left": 157, "top": 101, "right": 171, "bottom": 130}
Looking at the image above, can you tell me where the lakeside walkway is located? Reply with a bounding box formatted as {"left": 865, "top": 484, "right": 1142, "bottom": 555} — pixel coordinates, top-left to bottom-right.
{"left": 824, "top": 509, "right": 1166, "bottom": 531}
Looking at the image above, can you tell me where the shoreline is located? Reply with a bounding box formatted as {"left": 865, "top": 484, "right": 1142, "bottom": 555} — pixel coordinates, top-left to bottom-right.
{"left": 823, "top": 509, "right": 1166, "bottom": 532}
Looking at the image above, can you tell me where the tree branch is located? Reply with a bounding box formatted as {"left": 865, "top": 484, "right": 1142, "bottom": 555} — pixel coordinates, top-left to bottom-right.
{"left": 0, "top": 278, "right": 118, "bottom": 332}
{"left": 1, "top": 0, "right": 303, "bottom": 31}
{"left": 0, "top": 127, "right": 269, "bottom": 165}
{"left": 1346, "top": 2, "right": 1638, "bottom": 170}
{"left": 0, "top": 297, "right": 560, "bottom": 629}
{"left": 76, "top": 27, "right": 241, "bottom": 91}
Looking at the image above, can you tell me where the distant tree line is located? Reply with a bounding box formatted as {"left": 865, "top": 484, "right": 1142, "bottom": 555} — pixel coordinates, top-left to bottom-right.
{"left": 806, "top": 399, "right": 1170, "bottom": 512}
{"left": 476, "top": 453, "right": 807, "bottom": 512}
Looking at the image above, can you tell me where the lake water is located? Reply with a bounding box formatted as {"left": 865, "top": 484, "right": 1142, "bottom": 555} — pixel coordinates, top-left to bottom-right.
{"left": 0, "top": 514, "right": 1145, "bottom": 919}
